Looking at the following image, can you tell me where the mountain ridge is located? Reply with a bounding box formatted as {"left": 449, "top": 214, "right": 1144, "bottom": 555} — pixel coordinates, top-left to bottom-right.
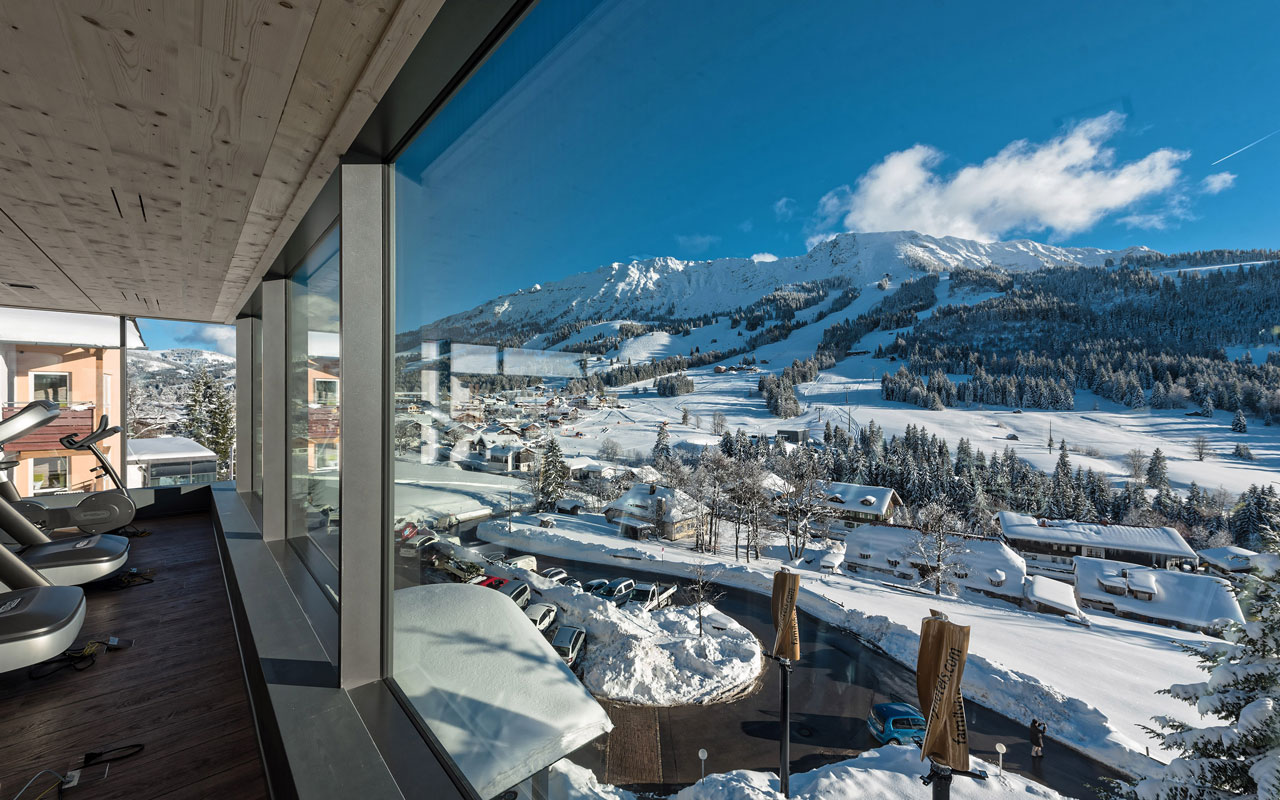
{"left": 417, "top": 230, "right": 1155, "bottom": 344}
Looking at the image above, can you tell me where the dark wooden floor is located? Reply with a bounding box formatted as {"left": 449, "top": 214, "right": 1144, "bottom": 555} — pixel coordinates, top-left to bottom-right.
{"left": 0, "top": 514, "right": 269, "bottom": 800}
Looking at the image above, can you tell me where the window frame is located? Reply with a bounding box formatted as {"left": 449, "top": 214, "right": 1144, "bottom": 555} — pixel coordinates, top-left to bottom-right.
{"left": 29, "top": 370, "right": 71, "bottom": 405}
{"left": 30, "top": 455, "right": 69, "bottom": 495}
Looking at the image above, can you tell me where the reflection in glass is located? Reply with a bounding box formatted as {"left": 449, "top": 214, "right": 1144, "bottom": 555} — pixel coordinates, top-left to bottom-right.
{"left": 288, "top": 226, "right": 342, "bottom": 595}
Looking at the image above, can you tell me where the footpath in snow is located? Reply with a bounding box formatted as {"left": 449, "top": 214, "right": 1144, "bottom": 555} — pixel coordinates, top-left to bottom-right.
{"left": 550, "top": 746, "right": 1067, "bottom": 800}
{"left": 478, "top": 515, "right": 1215, "bottom": 778}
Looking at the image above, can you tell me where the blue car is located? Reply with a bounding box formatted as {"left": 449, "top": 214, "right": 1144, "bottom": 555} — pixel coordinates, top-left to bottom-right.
{"left": 867, "top": 702, "right": 927, "bottom": 747}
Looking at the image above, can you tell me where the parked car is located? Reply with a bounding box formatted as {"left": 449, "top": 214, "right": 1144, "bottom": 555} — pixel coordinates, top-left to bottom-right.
{"left": 594, "top": 577, "right": 635, "bottom": 605}
{"left": 479, "top": 576, "right": 508, "bottom": 590}
{"left": 541, "top": 567, "right": 569, "bottom": 584}
{"left": 550, "top": 625, "right": 586, "bottom": 669}
{"left": 398, "top": 530, "right": 439, "bottom": 560}
{"left": 627, "top": 582, "right": 675, "bottom": 611}
{"left": 867, "top": 702, "right": 926, "bottom": 747}
{"left": 583, "top": 578, "right": 609, "bottom": 594}
{"left": 506, "top": 554, "right": 537, "bottom": 571}
{"left": 563, "top": 578, "right": 583, "bottom": 590}
{"left": 499, "top": 580, "right": 531, "bottom": 609}
{"left": 524, "top": 602, "right": 557, "bottom": 632}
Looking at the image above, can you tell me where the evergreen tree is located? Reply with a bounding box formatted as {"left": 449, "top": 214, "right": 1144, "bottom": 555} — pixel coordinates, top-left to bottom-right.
{"left": 1233, "top": 409, "right": 1249, "bottom": 433}
{"left": 537, "top": 438, "right": 569, "bottom": 510}
{"left": 184, "top": 366, "right": 213, "bottom": 442}
{"left": 652, "top": 423, "right": 673, "bottom": 467}
{"left": 1201, "top": 394, "right": 1216, "bottom": 417}
{"left": 1147, "top": 448, "right": 1169, "bottom": 489}
{"left": 207, "top": 383, "right": 236, "bottom": 479}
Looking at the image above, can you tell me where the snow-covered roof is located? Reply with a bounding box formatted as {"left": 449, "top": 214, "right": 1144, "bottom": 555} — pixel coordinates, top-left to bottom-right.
{"left": 126, "top": 436, "right": 215, "bottom": 462}
{"left": 998, "top": 511, "right": 1196, "bottom": 559}
{"left": 392, "top": 584, "right": 611, "bottom": 798}
{"left": 1024, "top": 575, "right": 1082, "bottom": 617}
{"left": 1074, "top": 557, "right": 1244, "bottom": 629}
{"left": 0, "top": 308, "right": 144, "bottom": 348}
{"left": 606, "top": 483, "right": 703, "bottom": 523}
{"left": 822, "top": 482, "right": 902, "bottom": 517}
{"left": 842, "top": 525, "right": 1027, "bottom": 598}
{"left": 1197, "top": 546, "right": 1258, "bottom": 572}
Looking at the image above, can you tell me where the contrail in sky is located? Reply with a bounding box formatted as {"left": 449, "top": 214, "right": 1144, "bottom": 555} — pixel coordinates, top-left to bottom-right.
{"left": 1211, "top": 126, "right": 1280, "bottom": 165}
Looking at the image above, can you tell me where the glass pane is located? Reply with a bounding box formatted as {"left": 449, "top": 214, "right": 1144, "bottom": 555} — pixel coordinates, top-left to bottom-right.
{"left": 288, "top": 226, "right": 342, "bottom": 597}
{"left": 32, "top": 373, "right": 69, "bottom": 405}
{"left": 388, "top": 2, "right": 1280, "bottom": 798}
{"left": 252, "top": 316, "right": 264, "bottom": 497}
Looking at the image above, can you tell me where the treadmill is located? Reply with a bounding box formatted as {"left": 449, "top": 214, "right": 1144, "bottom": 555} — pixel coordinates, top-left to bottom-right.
{"left": 0, "top": 401, "right": 130, "bottom": 588}
{"left": 0, "top": 543, "right": 85, "bottom": 673}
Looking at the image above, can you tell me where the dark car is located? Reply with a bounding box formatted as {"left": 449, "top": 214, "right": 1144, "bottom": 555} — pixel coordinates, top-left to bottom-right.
{"left": 593, "top": 577, "right": 635, "bottom": 605}
{"left": 867, "top": 702, "right": 926, "bottom": 747}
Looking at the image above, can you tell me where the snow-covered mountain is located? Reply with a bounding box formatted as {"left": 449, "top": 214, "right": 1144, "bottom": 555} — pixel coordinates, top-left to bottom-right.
{"left": 130, "top": 348, "right": 235, "bottom": 375}
{"left": 419, "top": 230, "right": 1155, "bottom": 342}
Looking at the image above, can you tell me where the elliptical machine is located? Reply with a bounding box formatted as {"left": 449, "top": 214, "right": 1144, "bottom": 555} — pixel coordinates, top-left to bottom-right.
{"left": 0, "top": 406, "right": 137, "bottom": 534}
{"left": 0, "top": 543, "right": 86, "bottom": 673}
{"left": 0, "top": 402, "right": 130, "bottom": 588}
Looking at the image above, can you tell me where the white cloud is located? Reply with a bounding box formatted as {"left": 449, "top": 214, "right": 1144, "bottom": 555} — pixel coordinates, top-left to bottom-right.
{"left": 773, "top": 197, "right": 796, "bottom": 221}
{"left": 750, "top": 252, "right": 778, "bottom": 263}
{"left": 738, "top": 219, "right": 754, "bottom": 233}
{"left": 675, "top": 234, "right": 720, "bottom": 254}
{"left": 1201, "top": 171, "right": 1236, "bottom": 194}
{"left": 177, "top": 324, "right": 236, "bottom": 355}
{"left": 811, "top": 113, "right": 1188, "bottom": 242}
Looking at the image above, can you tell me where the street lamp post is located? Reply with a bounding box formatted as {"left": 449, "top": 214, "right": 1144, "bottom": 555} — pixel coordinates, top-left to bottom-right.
{"left": 698, "top": 748, "right": 707, "bottom": 782}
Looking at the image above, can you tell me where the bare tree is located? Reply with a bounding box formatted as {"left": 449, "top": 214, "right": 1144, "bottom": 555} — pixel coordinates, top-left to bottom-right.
{"left": 682, "top": 561, "right": 725, "bottom": 637}
{"left": 774, "top": 447, "right": 831, "bottom": 560}
{"left": 598, "top": 437, "right": 622, "bottom": 462}
{"left": 711, "top": 411, "right": 727, "bottom": 435}
{"left": 905, "top": 501, "right": 966, "bottom": 596}
{"left": 1124, "top": 448, "right": 1149, "bottom": 483}
{"left": 1192, "top": 435, "right": 1211, "bottom": 462}
{"left": 127, "top": 383, "right": 169, "bottom": 438}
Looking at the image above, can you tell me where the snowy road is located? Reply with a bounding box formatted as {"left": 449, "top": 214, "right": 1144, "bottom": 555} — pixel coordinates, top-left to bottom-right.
{"left": 511, "top": 552, "right": 1128, "bottom": 799}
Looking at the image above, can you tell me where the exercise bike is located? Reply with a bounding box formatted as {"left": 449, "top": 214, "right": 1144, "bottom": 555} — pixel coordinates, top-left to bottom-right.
{"left": 0, "top": 409, "right": 137, "bottom": 535}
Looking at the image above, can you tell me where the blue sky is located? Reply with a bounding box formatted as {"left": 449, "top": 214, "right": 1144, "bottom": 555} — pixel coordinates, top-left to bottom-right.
{"left": 137, "top": 318, "right": 235, "bottom": 354}
{"left": 392, "top": 0, "right": 1280, "bottom": 330}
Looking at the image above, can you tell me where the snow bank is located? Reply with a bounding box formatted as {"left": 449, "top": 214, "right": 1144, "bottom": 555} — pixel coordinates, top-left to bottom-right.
{"left": 459, "top": 534, "right": 764, "bottom": 706}
{"left": 575, "top": 602, "right": 763, "bottom": 705}
{"left": 548, "top": 747, "right": 1068, "bottom": 800}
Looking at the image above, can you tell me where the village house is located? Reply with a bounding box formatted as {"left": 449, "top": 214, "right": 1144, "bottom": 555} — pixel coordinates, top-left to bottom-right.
{"left": 998, "top": 511, "right": 1197, "bottom": 579}
{"left": 1074, "top": 557, "right": 1243, "bottom": 632}
{"left": 1197, "top": 546, "right": 1258, "bottom": 577}
{"left": 820, "top": 482, "right": 904, "bottom": 530}
{"left": 604, "top": 482, "right": 703, "bottom": 541}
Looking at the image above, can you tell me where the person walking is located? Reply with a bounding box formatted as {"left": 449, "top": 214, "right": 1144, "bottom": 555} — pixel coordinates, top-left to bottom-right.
{"left": 1030, "top": 718, "right": 1047, "bottom": 758}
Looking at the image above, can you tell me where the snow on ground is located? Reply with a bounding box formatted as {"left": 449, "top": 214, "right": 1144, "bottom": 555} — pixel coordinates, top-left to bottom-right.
{"left": 457, "top": 535, "right": 764, "bottom": 706}
{"left": 479, "top": 515, "right": 1216, "bottom": 777}
{"left": 393, "top": 461, "right": 532, "bottom": 527}
{"left": 549, "top": 746, "right": 1068, "bottom": 800}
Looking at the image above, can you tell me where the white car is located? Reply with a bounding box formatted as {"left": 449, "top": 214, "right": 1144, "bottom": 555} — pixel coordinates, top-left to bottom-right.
{"left": 398, "top": 531, "right": 439, "bottom": 560}
{"left": 541, "top": 567, "right": 569, "bottom": 584}
{"left": 524, "top": 602, "right": 557, "bottom": 632}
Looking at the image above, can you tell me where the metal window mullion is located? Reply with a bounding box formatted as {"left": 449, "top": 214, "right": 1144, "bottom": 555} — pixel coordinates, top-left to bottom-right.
{"left": 235, "top": 317, "right": 254, "bottom": 490}
{"left": 262, "top": 279, "right": 288, "bottom": 542}
{"left": 338, "top": 158, "right": 386, "bottom": 689}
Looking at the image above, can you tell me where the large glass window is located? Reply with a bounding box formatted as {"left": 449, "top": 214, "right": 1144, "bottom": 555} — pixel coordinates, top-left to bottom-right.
{"left": 252, "top": 315, "right": 264, "bottom": 497}
{"left": 288, "top": 226, "right": 342, "bottom": 598}
{"left": 30, "top": 456, "right": 68, "bottom": 494}
{"left": 386, "top": 3, "right": 1280, "bottom": 799}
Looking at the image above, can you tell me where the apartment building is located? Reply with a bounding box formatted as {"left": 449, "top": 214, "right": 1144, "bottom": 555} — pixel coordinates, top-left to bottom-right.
{"left": 0, "top": 309, "right": 142, "bottom": 496}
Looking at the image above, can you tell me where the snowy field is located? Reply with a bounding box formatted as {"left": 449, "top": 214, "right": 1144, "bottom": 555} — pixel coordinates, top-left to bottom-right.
{"left": 478, "top": 515, "right": 1215, "bottom": 777}
{"left": 530, "top": 265, "right": 1279, "bottom": 500}
{"left": 548, "top": 746, "right": 1067, "bottom": 800}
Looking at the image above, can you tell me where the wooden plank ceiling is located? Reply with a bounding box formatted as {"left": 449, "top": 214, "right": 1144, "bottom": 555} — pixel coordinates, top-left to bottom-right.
{"left": 0, "top": 0, "right": 440, "bottom": 323}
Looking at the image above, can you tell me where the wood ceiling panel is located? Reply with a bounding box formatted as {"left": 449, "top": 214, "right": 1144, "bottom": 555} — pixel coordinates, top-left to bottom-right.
{"left": 0, "top": 0, "right": 438, "bottom": 323}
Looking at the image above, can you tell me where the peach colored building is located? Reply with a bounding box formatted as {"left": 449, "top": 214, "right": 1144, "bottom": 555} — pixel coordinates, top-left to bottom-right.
{"left": 0, "top": 310, "right": 143, "bottom": 496}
